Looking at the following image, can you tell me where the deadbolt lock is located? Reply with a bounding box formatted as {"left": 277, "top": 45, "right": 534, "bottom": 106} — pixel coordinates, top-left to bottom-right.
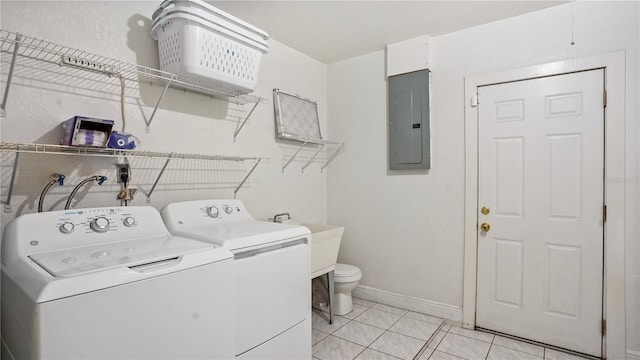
{"left": 480, "top": 223, "right": 491, "bottom": 232}
{"left": 481, "top": 206, "right": 490, "bottom": 215}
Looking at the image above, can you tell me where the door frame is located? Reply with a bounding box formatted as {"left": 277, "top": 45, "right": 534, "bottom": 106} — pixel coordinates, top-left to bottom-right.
{"left": 462, "top": 52, "right": 626, "bottom": 359}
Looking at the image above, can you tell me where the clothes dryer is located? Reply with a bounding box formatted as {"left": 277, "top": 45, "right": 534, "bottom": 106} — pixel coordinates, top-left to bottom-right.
{"left": 162, "top": 199, "right": 311, "bottom": 359}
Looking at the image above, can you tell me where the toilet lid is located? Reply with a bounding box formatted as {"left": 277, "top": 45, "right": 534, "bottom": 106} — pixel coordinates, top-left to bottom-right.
{"left": 334, "top": 263, "right": 361, "bottom": 278}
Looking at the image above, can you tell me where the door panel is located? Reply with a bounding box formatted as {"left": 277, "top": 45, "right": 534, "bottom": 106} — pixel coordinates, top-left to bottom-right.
{"left": 476, "top": 69, "right": 604, "bottom": 357}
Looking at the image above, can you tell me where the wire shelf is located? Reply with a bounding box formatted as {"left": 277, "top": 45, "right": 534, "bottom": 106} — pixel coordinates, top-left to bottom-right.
{"left": 0, "top": 142, "right": 263, "bottom": 210}
{"left": 0, "top": 142, "right": 262, "bottom": 162}
{"left": 0, "top": 30, "right": 266, "bottom": 105}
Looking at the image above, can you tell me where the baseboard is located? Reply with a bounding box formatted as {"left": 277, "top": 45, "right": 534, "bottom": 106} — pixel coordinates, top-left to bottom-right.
{"left": 627, "top": 349, "right": 640, "bottom": 360}
{"left": 353, "top": 285, "right": 463, "bottom": 322}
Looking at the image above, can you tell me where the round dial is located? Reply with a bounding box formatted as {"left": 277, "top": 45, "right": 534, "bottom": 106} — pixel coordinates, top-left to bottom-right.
{"left": 59, "top": 222, "right": 75, "bottom": 234}
{"left": 90, "top": 217, "right": 110, "bottom": 233}
{"left": 123, "top": 217, "right": 136, "bottom": 227}
{"left": 224, "top": 206, "right": 233, "bottom": 214}
{"left": 206, "top": 206, "right": 219, "bottom": 218}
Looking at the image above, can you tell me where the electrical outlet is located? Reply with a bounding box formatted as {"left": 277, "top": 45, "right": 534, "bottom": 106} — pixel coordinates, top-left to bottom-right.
{"left": 116, "top": 164, "right": 130, "bottom": 183}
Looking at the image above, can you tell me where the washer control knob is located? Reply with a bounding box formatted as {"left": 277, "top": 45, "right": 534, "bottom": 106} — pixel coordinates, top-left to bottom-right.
{"left": 59, "top": 222, "right": 75, "bottom": 234}
{"left": 90, "top": 217, "right": 110, "bottom": 233}
{"left": 123, "top": 217, "right": 136, "bottom": 227}
{"left": 206, "top": 206, "right": 219, "bottom": 218}
{"left": 224, "top": 206, "right": 233, "bottom": 214}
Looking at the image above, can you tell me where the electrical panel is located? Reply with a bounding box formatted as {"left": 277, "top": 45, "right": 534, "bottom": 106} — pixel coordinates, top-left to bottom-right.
{"left": 388, "top": 69, "right": 431, "bottom": 170}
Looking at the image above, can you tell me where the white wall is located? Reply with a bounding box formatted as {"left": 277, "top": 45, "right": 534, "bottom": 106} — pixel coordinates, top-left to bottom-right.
{"left": 0, "top": 1, "right": 329, "bottom": 230}
{"left": 327, "top": 1, "right": 639, "bottom": 355}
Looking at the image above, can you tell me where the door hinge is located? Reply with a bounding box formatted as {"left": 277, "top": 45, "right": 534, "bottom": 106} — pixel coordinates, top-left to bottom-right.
{"left": 603, "top": 90, "right": 607, "bottom": 107}
{"left": 603, "top": 205, "right": 607, "bottom": 223}
{"left": 601, "top": 319, "right": 606, "bottom": 335}
{"left": 471, "top": 95, "right": 478, "bottom": 107}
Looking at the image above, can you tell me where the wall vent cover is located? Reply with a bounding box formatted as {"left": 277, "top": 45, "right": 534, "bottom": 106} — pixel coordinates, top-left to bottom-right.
{"left": 273, "top": 89, "right": 323, "bottom": 142}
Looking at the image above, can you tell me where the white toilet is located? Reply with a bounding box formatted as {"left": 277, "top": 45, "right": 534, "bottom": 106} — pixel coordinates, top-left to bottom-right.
{"left": 333, "top": 263, "right": 362, "bottom": 316}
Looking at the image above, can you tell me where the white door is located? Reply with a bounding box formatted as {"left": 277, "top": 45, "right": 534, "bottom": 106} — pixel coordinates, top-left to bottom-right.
{"left": 476, "top": 69, "right": 604, "bottom": 356}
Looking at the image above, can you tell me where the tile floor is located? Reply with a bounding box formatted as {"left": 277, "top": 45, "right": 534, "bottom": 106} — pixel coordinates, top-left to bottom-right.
{"left": 311, "top": 297, "right": 594, "bottom": 360}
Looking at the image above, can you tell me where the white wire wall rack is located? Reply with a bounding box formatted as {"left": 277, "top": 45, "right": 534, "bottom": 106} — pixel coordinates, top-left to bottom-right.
{"left": 0, "top": 30, "right": 267, "bottom": 138}
{"left": 273, "top": 89, "right": 345, "bottom": 173}
{"left": 0, "top": 142, "right": 263, "bottom": 211}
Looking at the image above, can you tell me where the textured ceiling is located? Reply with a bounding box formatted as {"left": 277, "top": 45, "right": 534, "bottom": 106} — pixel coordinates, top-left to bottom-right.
{"left": 210, "top": 1, "right": 567, "bottom": 64}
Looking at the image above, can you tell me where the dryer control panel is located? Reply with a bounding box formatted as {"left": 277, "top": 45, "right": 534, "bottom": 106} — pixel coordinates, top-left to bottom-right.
{"left": 162, "top": 199, "right": 251, "bottom": 224}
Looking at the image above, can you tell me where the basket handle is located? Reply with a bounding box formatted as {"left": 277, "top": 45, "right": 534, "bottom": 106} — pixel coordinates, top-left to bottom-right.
{"left": 152, "top": 0, "right": 174, "bottom": 20}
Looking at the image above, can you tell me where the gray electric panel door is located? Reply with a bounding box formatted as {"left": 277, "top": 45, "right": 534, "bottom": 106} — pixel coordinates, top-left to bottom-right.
{"left": 388, "top": 69, "right": 430, "bottom": 170}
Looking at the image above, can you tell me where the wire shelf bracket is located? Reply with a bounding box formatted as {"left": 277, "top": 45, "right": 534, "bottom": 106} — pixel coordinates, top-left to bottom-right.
{"left": 281, "top": 140, "right": 345, "bottom": 173}
{"left": 3, "top": 150, "right": 20, "bottom": 213}
{"left": 0, "top": 32, "right": 21, "bottom": 118}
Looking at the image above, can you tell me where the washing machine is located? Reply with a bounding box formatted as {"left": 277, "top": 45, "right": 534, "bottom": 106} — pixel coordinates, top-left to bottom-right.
{"left": 1, "top": 206, "right": 235, "bottom": 360}
{"left": 161, "top": 199, "right": 311, "bottom": 359}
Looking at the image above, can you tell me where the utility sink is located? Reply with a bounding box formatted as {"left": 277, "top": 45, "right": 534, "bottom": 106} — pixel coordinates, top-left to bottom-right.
{"left": 300, "top": 223, "right": 344, "bottom": 279}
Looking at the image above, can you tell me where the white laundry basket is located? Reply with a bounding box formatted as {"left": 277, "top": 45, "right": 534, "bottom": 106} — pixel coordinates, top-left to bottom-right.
{"left": 151, "top": 10, "right": 268, "bottom": 94}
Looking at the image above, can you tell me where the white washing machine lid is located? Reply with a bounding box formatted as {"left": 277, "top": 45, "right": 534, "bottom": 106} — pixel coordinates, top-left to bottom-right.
{"left": 28, "top": 235, "right": 217, "bottom": 277}
{"left": 8, "top": 235, "right": 233, "bottom": 303}
{"left": 168, "top": 220, "right": 310, "bottom": 250}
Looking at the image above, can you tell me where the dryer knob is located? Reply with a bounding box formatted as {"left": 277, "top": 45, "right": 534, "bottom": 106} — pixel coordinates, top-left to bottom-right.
{"left": 206, "top": 206, "right": 219, "bottom": 218}
{"left": 123, "top": 217, "right": 136, "bottom": 227}
{"left": 90, "top": 217, "right": 110, "bottom": 233}
{"left": 224, "top": 206, "right": 233, "bottom": 214}
{"left": 59, "top": 222, "right": 75, "bottom": 234}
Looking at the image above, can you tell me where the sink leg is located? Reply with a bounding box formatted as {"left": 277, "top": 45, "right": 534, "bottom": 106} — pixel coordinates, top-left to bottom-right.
{"left": 327, "top": 270, "right": 335, "bottom": 324}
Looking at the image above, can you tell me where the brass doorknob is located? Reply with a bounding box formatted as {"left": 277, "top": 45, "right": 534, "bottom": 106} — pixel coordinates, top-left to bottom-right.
{"left": 481, "top": 206, "right": 490, "bottom": 215}
{"left": 480, "top": 223, "right": 491, "bottom": 232}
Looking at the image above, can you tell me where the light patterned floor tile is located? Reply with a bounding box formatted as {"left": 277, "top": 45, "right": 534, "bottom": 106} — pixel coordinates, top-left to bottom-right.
{"left": 493, "top": 335, "right": 544, "bottom": 357}
{"left": 354, "top": 308, "right": 403, "bottom": 330}
{"left": 334, "top": 320, "right": 386, "bottom": 347}
{"left": 353, "top": 297, "right": 377, "bottom": 308}
{"left": 312, "top": 335, "right": 366, "bottom": 360}
{"left": 312, "top": 311, "right": 351, "bottom": 334}
{"left": 310, "top": 300, "right": 593, "bottom": 360}
{"left": 373, "top": 303, "right": 409, "bottom": 316}
{"left": 428, "top": 350, "right": 467, "bottom": 360}
{"left": 441, "top": 322, "right": 454, "bottom": 332}
{"left": 417, "top": 348, "right": 435, "bottom": 360}
{"left": 343, "top": 303, "right": 370, "bottom": 320}
{"left": 544, "top": 348, "right": 593, "bottom": 360}
{"left": 427, "top": 330, "right": 447, "bottom": 349}
{"left": 389, "top": 316, "right": 440, "bottom": 341}
{"left": 404, "top": 311, "right": 445, "bottom": 325}
{"left": 313, "top": 329, "right": 329, "bottom": 346}
{"left": 355, "top": 348, "right": 403, "bottom": 360}
{"left": 369, "top": 331, "right": 426, "bottom": 360}
{"left": 449, "top": 326, "right": 495, "bottom": 343}
{"left": 488, "top": 345, "right": 543, "bottom": 360}
{"left": 436, "top": 332, "right": 491, "bottom": 360}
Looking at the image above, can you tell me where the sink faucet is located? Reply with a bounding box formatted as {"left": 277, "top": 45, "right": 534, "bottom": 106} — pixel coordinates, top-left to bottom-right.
{"left": 273, "top": 212, "right": 291, "bottom": 223}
